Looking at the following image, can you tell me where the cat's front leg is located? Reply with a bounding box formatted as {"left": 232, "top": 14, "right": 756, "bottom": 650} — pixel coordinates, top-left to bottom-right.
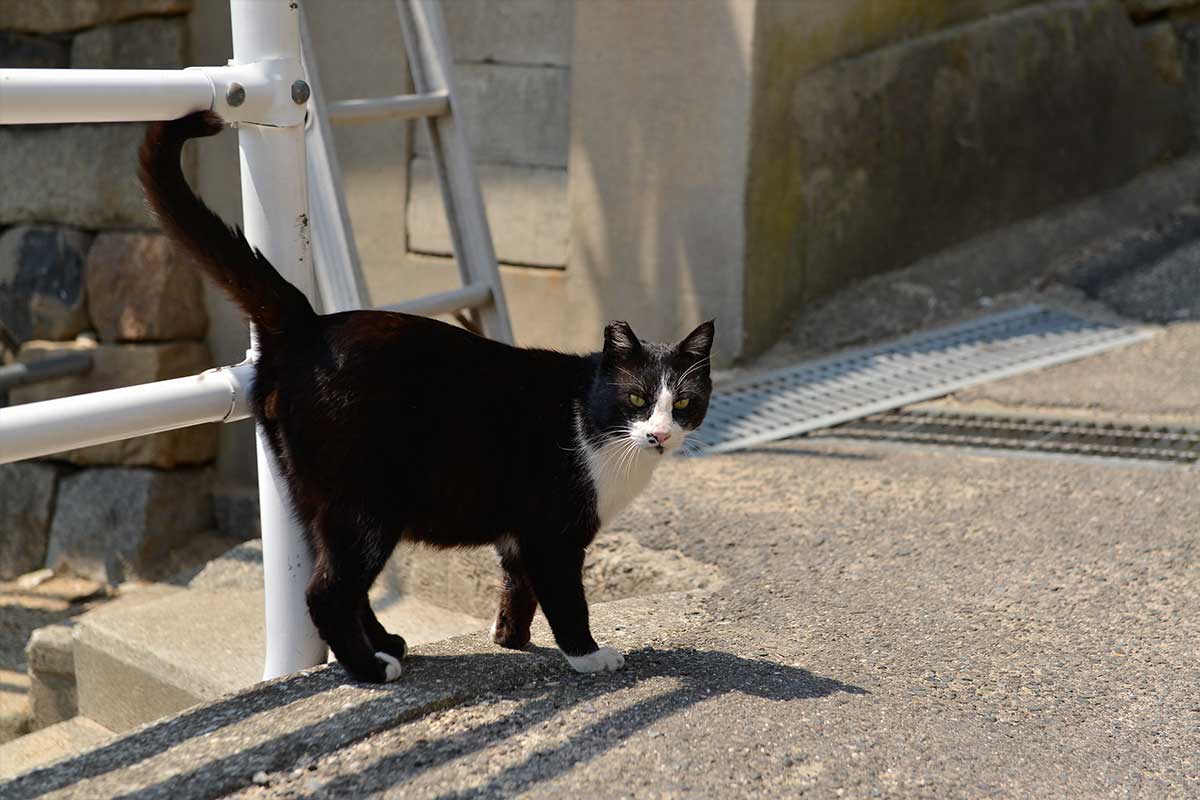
{"left": 521, "top": 541, "right": 625, "bottom": 674}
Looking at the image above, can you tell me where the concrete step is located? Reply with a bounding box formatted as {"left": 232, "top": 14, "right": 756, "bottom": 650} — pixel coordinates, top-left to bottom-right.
{"left": 59, "top": 534, "right": 715, "bottom": 736}
{"left": 75, "top": 585, "right": 487, "bottom": 733}
{"left": 0, "top": 716, "right": 113, "bottom": 779}
{"left": 0, "top": 592, "right": 710, "bottom": 797}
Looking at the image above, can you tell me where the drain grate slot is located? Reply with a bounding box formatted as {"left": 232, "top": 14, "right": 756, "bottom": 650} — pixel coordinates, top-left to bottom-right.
{"left": 698, "top": 306, "right": 1151, "bottom": 455}
{"left": 812, "top": 409, "right": 1200, "bottom": 464}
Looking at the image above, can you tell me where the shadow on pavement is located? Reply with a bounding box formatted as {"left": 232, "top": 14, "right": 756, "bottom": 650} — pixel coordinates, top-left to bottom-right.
{"left": 0, "top": 668, "right": 339, "bottom": 800}
{"left": 3, "top": 647, "right": 865, "bottom": 799}
{"left": 307, "top": 646, "right": 867, "bottom": 798}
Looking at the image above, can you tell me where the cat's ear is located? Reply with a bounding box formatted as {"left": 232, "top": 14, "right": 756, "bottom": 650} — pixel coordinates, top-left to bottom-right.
{"left": 603, "top": 320, "right": 643, "bottom": 358}
{"left": 677, "top": 319, "right": 715, "bottom": 360}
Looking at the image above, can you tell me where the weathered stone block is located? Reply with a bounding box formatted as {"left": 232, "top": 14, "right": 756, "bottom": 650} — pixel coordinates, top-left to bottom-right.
{"left": 70, "top": 15, "right": 187, "bottom": 69}
{"left": 85, "top": 232, "right": 207, "bottom": 342}
{"left": 28, "top": 674, "right": 77, "bottom": 732}
{"left": 409, "top": 158, "right": 569, "bottom": 267}
{"left": 0, "top": 226, "right": 92, "bottom": 342}
{"left": 743, "top": 0, "right": 1192, "bottom": 355}
{"left": 26, "top": 623, "right": 75, "bottom": 676}
{"left": 0, "top": 1, "right": 189, "bottom": 34}
{"left": 11, "top": 339, "right": 217, "bottom": 468}
{"left": 0, "top": 462, "right": 58, "bottom": 580}
{"left": 415, "top": 63, "right": 569, "bottom": 168}
{"left": 0, "top": 124, "right": 156, "bottom": 229}
{"left": 212, "top": 484, "right": 261, "bottom": 541}
{"left": 26, "top": 623, "right": 78, "bottom": 730}
{"left": 45, "top": 467, "right": 214, "bottom": 584}
{"left": 1170, "top": 9, "right": 1200, "bottom": 147}
{"left": 0, "top": 30, "right": 70, "bottom": 68}
{"left": 1124, "top": 0, "right": 1195, "bottom": 14}
{"left": 443, "top": 0, "right": 574, "bottom": 66}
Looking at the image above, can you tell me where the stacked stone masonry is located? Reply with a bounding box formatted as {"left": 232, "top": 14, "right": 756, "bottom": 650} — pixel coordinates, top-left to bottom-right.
{"left": 0, "top": 0, "right": 219, "bottom": 588}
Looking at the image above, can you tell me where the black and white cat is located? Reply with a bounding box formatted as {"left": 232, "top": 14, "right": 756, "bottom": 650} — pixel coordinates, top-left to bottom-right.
{"left": 139, "top": 112, "right": 714, "bottom": 683}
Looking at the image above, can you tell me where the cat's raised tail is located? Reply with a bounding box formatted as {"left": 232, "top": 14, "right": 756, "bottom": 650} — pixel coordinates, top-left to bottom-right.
{"left": 138, "top": 111, "right": 316, "bottom": 337}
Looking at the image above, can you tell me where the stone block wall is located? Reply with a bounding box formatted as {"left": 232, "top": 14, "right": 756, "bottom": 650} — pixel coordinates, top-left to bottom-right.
{"left": 407, "top": 0, "right": 573, "bottom": 268}
{"left": 0, "top": 1, "right": 220, "bottom": 585}
{"left": 742, "top": 0, "right": 1200, "bottom": 355}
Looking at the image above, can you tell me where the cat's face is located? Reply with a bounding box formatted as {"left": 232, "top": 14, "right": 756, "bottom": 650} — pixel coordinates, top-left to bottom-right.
{"left": 584, "top": 320, "right": 715, "bottom": 456}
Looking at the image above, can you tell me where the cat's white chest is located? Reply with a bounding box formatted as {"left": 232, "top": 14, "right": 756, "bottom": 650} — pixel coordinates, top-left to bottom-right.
{"left": 577, "top": 439, "right": 661, "bottom": 528}
{"left": 592, "top": 450, "right": 659, "bottom": 528}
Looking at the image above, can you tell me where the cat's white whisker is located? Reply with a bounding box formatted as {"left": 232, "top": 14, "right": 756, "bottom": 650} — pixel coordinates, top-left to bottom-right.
{"left": 674, "top": 356, "right": 710, "bottom": 390}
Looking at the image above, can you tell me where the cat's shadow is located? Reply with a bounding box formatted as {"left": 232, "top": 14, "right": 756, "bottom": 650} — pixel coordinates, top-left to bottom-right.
{"left": 315, "top": 645, "right": 868, "bottom": 798}
{"left": 9, "top": 646, "right": 865, "bottom": 799}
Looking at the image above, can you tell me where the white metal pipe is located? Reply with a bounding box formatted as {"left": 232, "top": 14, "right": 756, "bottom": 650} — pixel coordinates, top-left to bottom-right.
{"left": 0, "top": 61, "right": 305, "bottom": 126}
{"left": 232, "top": 0, "right": 328, "bottom": 680}
{"left": 381, "top": 283, "right": 493, "bottom": 317}
{"left": 300, "top": 8, "right": 367, "bottom": 313}
{"left": 0, "top": 68, "right": 214, "bottom": 124}
{"left": 327, "top": 91, "right": 448, "bottom": 124}
{"left": 0, "top": 364, "right": 253, "bottom": 464}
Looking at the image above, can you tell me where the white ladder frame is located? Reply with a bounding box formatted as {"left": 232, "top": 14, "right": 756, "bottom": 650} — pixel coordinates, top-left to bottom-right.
{"left": 0, "top": 0, "right": 512, "bottom": 679}
{"left": 302, "top": 0, "right": 514, "bottom": 343}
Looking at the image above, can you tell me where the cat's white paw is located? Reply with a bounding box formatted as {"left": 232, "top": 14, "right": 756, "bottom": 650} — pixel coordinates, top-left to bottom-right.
{"left": 375, "top": 651, "right": 402, "bottom": 682}
{"left": 565, "top": 646, "right": 625, "bottom": 674}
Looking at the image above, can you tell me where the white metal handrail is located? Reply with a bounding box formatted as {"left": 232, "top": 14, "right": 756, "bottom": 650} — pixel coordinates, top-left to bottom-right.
{"left": 0, "top": 363, "right": 253, "bottom": 463}
{"left": 0, "top": 0, "right": 326, "bottom": 679}
{"left": 0, "top": 0, "right": 512, "bottom": 684}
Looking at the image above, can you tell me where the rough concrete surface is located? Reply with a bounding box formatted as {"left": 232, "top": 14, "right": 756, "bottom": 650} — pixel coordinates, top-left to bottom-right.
{"left": 3, "top": 439, "right": 1196, "bottom": 798}
{"left": 4, "top": 182, "right": 1198, "bottom": 797}
{"left": 954, "top": 321, "right": 1200, "bottom": 420}
{"left": 388, "top": 530, "right": 723, "bottom": 620}
{"left": 441, "top": 0, "right": 574, "bottom": 67}
{"left": 408, "top": 158, "right": 569, "bottom": 267}
{"left": 0, "top": 716, "right": 114, "bottom": 780}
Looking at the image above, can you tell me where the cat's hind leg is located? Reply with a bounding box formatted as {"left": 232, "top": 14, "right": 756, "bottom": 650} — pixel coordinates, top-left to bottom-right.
{"left": 491, "top": 546, "right": 538, "bottom": 650}
{"left": 306, "top": 509, "right": 402, "bottom": 683}
{"left": 362, "top": 604, "right": 407, "bottom": 661}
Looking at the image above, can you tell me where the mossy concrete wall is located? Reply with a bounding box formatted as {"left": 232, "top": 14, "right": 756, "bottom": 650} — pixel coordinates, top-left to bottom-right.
{"left": 742, "top": 0, "right": 1194, "bottom": 356}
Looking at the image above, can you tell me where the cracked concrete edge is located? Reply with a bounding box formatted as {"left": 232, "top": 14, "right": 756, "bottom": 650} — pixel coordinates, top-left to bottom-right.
{"left": 0, "top": 592, "right": 712, "bottom": 800}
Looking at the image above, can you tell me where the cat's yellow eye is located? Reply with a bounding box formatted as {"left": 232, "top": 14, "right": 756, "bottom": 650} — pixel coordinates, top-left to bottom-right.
{"left": 673, "top": 398, "right": 690, "bottom": 410}
{"left": 629, "top": 393, "right": 646, "bottom": 407}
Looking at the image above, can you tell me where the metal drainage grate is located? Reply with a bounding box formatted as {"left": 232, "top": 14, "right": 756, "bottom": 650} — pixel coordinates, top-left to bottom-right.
{"left": 696, "top": 305, "right": 1151, "bottom": 455}
{"left": 812, "top": 409, "right": 1200, "bottom": 465}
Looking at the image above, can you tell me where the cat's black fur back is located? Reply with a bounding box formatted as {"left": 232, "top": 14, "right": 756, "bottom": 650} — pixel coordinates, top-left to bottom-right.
{"left": 139, "top": 112, "right": 714, "bottom": 682}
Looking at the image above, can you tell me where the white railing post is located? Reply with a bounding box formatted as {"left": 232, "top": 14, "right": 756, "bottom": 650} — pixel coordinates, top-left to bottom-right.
{"left": 229, "top": 0, "right": 328, "bottom": 679}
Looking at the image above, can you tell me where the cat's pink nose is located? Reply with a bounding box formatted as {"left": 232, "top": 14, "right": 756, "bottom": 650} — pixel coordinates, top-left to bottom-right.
{"left": 651, "top": 430, "right": 671, "bottom": 444}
